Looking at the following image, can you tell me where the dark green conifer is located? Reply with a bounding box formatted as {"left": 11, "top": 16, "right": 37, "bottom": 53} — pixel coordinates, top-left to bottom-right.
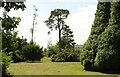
{"left": 94, "top": 2, "right": 120, "bottom": 72}
{"left": 80, "top": 2, "right": 111, "bottom": 71}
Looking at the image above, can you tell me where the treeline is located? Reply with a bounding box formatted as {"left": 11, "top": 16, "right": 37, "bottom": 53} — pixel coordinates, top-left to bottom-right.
{"left": 44, "top": 9, "right": 81, "bottom": 62}
{"left": 1, "top": 2, "right": 43, "bottom": 76}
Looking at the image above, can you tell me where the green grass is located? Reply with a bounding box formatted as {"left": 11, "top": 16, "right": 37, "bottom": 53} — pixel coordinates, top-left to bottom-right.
{"left": 8, "top": 57, "right": 120, "bottom": 76}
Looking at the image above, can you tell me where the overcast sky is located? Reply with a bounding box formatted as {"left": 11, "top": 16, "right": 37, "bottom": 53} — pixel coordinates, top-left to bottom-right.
{"left": 0, "top": 0, "right": 98, "bottom": 48}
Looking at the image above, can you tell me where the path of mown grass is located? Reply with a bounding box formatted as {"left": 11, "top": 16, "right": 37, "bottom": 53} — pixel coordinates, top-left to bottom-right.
{"left": 8, "top": 57, "right": 120, "bottom": 77}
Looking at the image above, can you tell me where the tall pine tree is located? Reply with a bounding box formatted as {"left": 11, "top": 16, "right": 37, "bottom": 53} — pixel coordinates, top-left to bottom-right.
{"left": 94, "top": 2, "right": 120, "bottom": 72}
{"left": 80, "top": 2, "right": 111, "bottom": 71}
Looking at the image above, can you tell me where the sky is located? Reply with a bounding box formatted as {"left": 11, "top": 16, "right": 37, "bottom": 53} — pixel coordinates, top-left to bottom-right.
{"left": 0, "top": 0, "right": 98, "bottom": 48}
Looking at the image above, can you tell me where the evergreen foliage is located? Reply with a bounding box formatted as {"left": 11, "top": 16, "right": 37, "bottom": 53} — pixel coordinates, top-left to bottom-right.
{"left": 80, "top": 2, "right": 111, "bottom": 71}
{"left": 81, "top": 1, "right": 120, "bottom": 72}
{"left": 62, "top": 25, "right": 76, "bottom": 49}
{"left": 94, "top": 2, "right": 120, "bottom": 72}
{"left": 22, "top": 44, "right": 43, "bottom": 62}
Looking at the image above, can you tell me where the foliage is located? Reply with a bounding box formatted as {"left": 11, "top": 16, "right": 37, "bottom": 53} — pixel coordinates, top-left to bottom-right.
{"left": 1, "top": 2, "right": 27, "bottom": 63}
{"left": 1, "top": 10, "right": 27, "bottom": 63}
{"left": 58, "top": 25, "right": 76, "bottom": 49}
{"left": 12, "top": 50, "right": 25, "bottom": 63}
{"left": 80, "top": 2, "right": 111, "bottom": 71}
{"left": 0, "top": 1, "right": 26, "bottom": 76}
{"left": 45, "top": 39, "right": 58, "bottom": 57}
{"left": 45, "top": 9, "right": 69, "bottom": 52}
{"left": 12, "top": 37, "right": 28, "bottom": 62}
{"left": 0, "top": 50, "right": 13, "bottom": 76}
{"left": 2, "top": 29, "right": 28, "bottom": 62}
{"left": 94, "top": 2, "right": 120, "bottom": 72}
{"left": 47, "top": 45, "right": 58, "bottom": 57}
{"left": 1, "top": 2, "right": 26, "bottom": 12}
{"left": 51, "top": 49, "right": 80, "bottom": 62}
{"left": 46, "top": 32, "right": 78, "bottom": 62}
{"left": 81, "top": 1, "right": 120, "bottom": 73}
{"left": 2, "top": 30, "right": 17, "bottom": 53}
{"left": 2, "top": 10, "right": 21, "bottom": 31}
{"left": 16, "top": 37, "right": 28, "bottom": 51}
{"left": 0, "top": 27, "right": 1, "bottom": 50}
{"left": 2, "top": 10, "right": 21, "bottom": 53}
{"left": 22, "top": 44, "right": 43, "bottom": 62}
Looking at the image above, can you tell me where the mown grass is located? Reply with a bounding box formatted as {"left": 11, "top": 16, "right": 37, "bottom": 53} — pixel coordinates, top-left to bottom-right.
{"left": 8, "top": 57, "right": 120, "bottom": 77}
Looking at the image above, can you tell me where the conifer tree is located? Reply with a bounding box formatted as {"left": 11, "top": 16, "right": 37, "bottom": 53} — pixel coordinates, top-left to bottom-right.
{"left": 94, "top": 2, "right": 120, "bottom": 72}
{"left": 45, "top": 9, "right": 69, "bottom": 52}
{"left": 80, "top": 2, "right": 111, "bottom": 70}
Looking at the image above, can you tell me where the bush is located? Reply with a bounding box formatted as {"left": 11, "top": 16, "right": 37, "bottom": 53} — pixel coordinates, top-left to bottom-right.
{"left": 51, "top": 49, "right": 80, "bottom": 62}
{"left": 11, "top": 50, "right": 25, "bottom": 63}
{"left": 51, "top": 52, "right": 67, "bottom": 62}
{"left": 94, "top": 49, "right": 120, "bottom": 72}
{"left": 80, "top": 49, "right": 94, "bottom": 71}
{"left": 0, "top": 50, "right": 13, "bottom": 76}
{"left": 47, "top": 45, "right": 58, "bottom": 57}
{"left": 22, "top": 44, "right": 43, "bottom": 62}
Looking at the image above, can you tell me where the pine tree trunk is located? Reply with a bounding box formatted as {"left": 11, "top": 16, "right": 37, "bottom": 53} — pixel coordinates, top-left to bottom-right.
{"left": 59, "top": 28, "right": 61, "bottom": 52}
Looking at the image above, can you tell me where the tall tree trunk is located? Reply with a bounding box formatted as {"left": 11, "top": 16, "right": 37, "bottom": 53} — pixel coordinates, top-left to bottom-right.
{"left": 31, "top": 16, "right": 35, "bottom": 44}
{"left": 59, "top": 28, "right": 61, "bottom": 52}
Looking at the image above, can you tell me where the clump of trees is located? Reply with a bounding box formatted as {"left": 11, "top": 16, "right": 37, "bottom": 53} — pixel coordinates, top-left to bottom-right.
{"left": 80, "top": 1, "right": 120, "bottom": 73}
{"left": 1, "top": 1, "right": 26, "bottom": 76}
{"left": 1, "top": 1, "right": 44, "bottom": 76}
{"left": 45, "top": 9, "right": 81, "bottom": 62}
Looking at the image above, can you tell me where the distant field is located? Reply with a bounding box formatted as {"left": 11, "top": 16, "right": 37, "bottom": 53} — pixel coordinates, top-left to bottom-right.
{"left": 8, "top": 57, "right": 120, "bottom": 77}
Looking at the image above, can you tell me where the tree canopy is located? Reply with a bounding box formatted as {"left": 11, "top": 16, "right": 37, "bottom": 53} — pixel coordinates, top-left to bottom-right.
{"left": 45, "top": 9, "right": 70, "bottom": 52}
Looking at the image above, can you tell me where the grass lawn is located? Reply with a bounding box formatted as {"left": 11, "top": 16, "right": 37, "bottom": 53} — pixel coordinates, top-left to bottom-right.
{"left": 8, "top": 57, "right": 120, "bottom": 77}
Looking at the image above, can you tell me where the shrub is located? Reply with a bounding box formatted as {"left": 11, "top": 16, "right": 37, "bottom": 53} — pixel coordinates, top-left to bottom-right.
{"left": 94, "top": 49, "right": 120, "bottom": 72}
{"left": 47, "top": 45, "right": 58, "bottom": 57}
{"left": 51, "top": 49, "right": 80, "bottom": 62}
{"left": 51, "top": 52, "right": 67, "bottom": 62}
{"left": 80, "top": 49, "right": 94, "bottom": 71}
{"left": 11, "top": 50, "right": 25, "bottom": 63}
{"left": 22, "top": 44, "right": 43, "bottom": 62}
{"left": 0, "top": 50, "right": 13, "bottom": 76}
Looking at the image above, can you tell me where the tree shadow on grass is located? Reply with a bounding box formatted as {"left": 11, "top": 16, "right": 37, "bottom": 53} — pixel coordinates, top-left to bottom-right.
{"left": 101, "top": 71, "right": 120, "bottom": 75}
{"left": 25, "top": 61, "right": 42, "bottom": 63}
{"left": 85, "top": 69, "right": 120, "bottom": 75}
